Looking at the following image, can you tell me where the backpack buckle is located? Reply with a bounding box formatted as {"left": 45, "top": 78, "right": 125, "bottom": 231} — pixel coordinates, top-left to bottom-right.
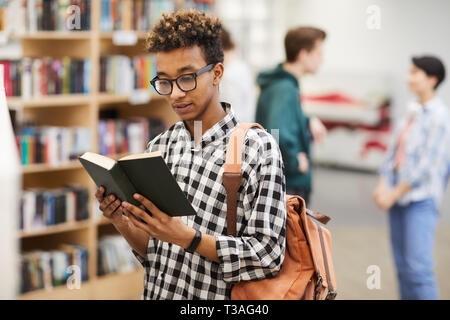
{"left": 314, "top": 275, "right": 323, "bottom": 300}
{"left": 325, "top": 290, "right": 337, "bottom": 300}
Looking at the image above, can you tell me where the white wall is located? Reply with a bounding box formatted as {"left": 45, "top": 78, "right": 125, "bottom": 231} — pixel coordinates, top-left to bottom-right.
{"left": 218, "top": 0, "right": 450, "bottom": 121}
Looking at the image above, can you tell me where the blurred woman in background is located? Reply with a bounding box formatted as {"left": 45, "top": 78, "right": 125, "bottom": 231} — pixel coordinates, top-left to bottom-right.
{"left": 374, "top": 55, "right": 450, "bottom": 300}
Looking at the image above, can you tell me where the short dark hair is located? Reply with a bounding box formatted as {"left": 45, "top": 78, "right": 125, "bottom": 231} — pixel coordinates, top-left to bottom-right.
{"left": 220, "top": 27, "right": 235, "bottom": 51}
{"left": 146, "top": 9, "right": 224, "bottom": 64}
{"left": 284, "top": 26, "right": 326, "bottom": 62}
{"left": 412, "top": 55, "right": 446, "bottom": 89}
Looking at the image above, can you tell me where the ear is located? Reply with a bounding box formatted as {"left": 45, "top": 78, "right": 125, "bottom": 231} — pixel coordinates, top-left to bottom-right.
{"left": 296, "top": 49, "right": 308, "bottom": 63}
{"left": 429, "top": 75, "right": 438, "bottom": 90}
{"left": 212, "top": 63, "right": 224, "bottom": 86}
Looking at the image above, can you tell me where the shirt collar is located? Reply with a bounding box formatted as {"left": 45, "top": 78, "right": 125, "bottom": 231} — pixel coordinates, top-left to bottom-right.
{"left": 410, "top": 96, "right": 442, "bottom": 117}
{"left": 177, "top": 102, "right": 239, "bottom": 149}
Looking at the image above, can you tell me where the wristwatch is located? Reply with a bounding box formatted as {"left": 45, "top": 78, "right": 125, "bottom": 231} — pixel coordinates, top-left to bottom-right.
{"left": 186, "top": 230, "right": 202, "bottom": 253}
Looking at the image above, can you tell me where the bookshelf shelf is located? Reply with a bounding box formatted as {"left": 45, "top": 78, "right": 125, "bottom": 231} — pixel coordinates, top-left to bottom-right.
{"left": 18, "top": 279, "right": 93, "bottom": 300}
{"left": 97, "top": 92, "right": 164, "bottom": 105}
{"left": 14, "top": 31, "right": 92, "bottom": 40}
{"left": 7, "top": 94, "right": 92, "bottom": 109}
{"left": 91, "top": 269, "right": 144, "bottom": 300}
{"left": 22, "top": 160, "right": 82, "bottom": 174}
{"left": 99, "top": 31, "right": 148, "bottom": 40}
{"left": 18, "top": 269, "right": 144, "bottom": 300}
{"left": 7, "top": 92, "right": 165, "bottom": 109}
{"left": 18, "top": 220, "right": 91, "bottom": 239}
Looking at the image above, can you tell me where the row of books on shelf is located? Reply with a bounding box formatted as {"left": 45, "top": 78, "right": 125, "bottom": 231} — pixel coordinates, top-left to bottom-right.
{"left": 100, "top": 0, "right": 214, "bottom": 33}
{"left": 14, "top": 115, "right": 165, "bottom": 166}
{"left": 19, "top": 235, "right": 140, "bottom": 294}
{"left": 99, "top": 55, "right": 155, "bottom": 94}
{"left": 98, "top": 115, "right": 166, "bottom": 155}
{"left": 1, "top": 54, "right": 157, "bottom": 98}
{"left": 0, "top": 0, "right": 91, "bottom": 34}
{"left": 19, "top": 185, "right": 89, "bottom": 231}
{"left": 100, "top": 0, "right": 171, "bottom": 33}
{"left": 16, "top": 125, "right": 91, "bottom": 166}
{"left": 20, "top": 243, "right": 88, "bottom": 294}
{"left": 184, "top": 0, "right": 215, "bottom": 13}
{"left": 97, "top": 235, "right": 140, "bottom": 276}
{"left": 1, "top": 0, "right": 214, "bottom": 35}
{"left": 0, "top": 57, "right": 91, "bottom": 98}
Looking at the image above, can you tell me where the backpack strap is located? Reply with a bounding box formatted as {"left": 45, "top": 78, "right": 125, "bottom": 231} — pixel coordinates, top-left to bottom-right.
{"left": 305, "top": 208, "right": 331, "bottom": 225}
{"left": 223, "top": 122, "right": 264, "bottom": 237}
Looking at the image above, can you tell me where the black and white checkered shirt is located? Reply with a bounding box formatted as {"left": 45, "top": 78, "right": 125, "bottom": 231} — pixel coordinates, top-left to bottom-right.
{"left": 132, "top": 102, "right": 287, "bottom": 299}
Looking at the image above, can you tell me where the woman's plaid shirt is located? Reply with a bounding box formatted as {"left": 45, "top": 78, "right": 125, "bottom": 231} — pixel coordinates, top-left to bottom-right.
{"left": 132, "top": 102, "right": 287, "bottom": 299}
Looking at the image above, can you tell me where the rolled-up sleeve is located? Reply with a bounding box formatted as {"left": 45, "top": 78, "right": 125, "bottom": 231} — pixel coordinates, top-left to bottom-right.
{"left": 216, "top": 130, "right": 287, "bottom": 283}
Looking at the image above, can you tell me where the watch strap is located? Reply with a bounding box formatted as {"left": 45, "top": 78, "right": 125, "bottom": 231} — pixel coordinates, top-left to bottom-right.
{"left": 186, "top": 230, "right": 202, "bottom": 253}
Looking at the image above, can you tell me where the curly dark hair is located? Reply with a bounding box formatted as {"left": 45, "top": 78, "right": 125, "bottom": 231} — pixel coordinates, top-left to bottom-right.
{"left": 146, "top": 9, "right": 224, "bottom": 65}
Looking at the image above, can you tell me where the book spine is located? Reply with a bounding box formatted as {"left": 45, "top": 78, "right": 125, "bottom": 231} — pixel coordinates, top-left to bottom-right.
{"left": 21, "top": 58, "right": 32, "bottom": 99}
{"left": 106, "top": 119, "right": 117, "bottom": 155}
{"left": 3, "top": 61, "right": 11, "bottom": 96}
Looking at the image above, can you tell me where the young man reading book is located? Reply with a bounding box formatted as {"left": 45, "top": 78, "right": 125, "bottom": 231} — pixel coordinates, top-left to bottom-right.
{"left": 94, "top": 9, "right": 287, "bottom": 300}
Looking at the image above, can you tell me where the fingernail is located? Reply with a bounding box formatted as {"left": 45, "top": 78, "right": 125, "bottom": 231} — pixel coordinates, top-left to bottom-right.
{"left": 133, "top": 194, "right": 141, "bottom": 199}
{"left": 122, "top": 202, "right": 128, "bottom": 208}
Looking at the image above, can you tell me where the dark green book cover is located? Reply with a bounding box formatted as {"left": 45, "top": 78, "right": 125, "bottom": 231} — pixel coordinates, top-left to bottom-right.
{"left": 79, "top": 151, "right": 196, "bottom": 217}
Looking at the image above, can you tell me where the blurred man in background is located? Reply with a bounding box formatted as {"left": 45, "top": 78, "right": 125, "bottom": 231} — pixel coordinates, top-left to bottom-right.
{"left": 374, "top": 55, "right": 450, "bottom": 300}
{"left": 255, "top": 26, "right": 327, "bottom": 205}
{"left": 219, "top": 27, "right": 256, "bottom": 123}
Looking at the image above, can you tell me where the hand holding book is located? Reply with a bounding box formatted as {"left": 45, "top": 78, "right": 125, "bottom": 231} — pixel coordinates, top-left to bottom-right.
{"left": 121, "top": 193, "right": 196, "bottom": 249}
{"left": 95, "top": 186, "right": 128, "bottom": 226}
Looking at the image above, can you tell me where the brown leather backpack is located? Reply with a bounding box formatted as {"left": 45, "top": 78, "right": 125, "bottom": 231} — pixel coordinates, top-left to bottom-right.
{"left": 222, "top": 122, "right": 337, "bottom": 300}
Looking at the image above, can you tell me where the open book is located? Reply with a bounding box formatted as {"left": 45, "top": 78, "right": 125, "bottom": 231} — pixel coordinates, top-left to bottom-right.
{"left": 79, "top": 151, "right": 196, "bottom": 217}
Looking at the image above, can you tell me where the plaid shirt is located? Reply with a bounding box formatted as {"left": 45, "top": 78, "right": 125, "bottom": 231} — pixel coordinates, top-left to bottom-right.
{"left": 379, "top": 97, "right": 450, "bottom": 207}
{"left": 132, "top": 102, "right": 287, "bottom": 299}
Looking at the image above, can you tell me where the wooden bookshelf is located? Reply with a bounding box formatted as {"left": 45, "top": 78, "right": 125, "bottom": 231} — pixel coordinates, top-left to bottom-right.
{"left": 7, "top": 94, "right": 92, "bottom": 109}
{"left": 21, "top": 160, "right": 82, "bottom": 174}
{"left": 13, "top": 0, "right": 182, "bottom": 300}
{"left": 8, "top": 93, "right": 167, "bottom": 109}
{"left": 18, "top": 269, "right": 144, "bottom": 300}
{"left": 97, "top": 92, "right": 165, "bottom": 105}
{"left": 99, "top": 31, "right": 148, "bottom": 40}
{"left": 19, "top": 220, "right": 91, "bottom": 239}
{"left": 12, "top": 31, "right": 92, "bottom": 40}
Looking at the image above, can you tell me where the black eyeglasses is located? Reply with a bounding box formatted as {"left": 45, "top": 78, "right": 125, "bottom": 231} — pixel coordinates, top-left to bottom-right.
{"left": 150, "top": 64, "right": 215, "bottom": 95}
